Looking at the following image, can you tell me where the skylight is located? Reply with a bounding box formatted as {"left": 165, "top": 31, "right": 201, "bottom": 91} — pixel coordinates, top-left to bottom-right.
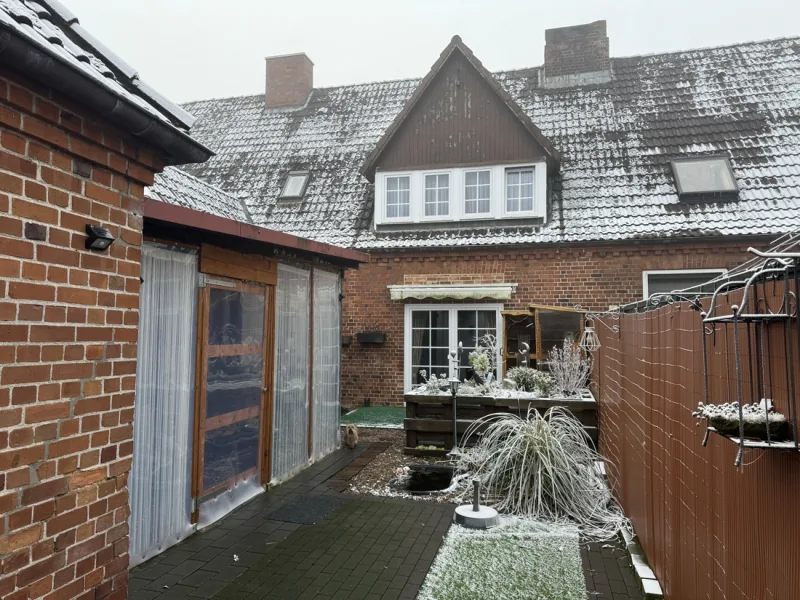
{"left": 671, "top": 157, "right": 738, "bottom": 197}
{"left": 280, "top": 171, "right": 310, "bottom": 199}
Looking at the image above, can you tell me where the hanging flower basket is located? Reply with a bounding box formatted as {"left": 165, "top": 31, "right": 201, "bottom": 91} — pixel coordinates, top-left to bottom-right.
{"left": 694, "top": 401, "right": 790, "bottom": 441}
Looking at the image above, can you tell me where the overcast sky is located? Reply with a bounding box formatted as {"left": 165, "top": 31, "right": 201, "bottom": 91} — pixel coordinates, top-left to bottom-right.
{"left": 64, "top": 0, "right": 799, "bottom": 104}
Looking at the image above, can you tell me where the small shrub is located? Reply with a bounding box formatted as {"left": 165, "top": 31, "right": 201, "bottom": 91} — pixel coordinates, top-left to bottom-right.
{"left": 468, "top": 347, "right": 491, "bottom": 377}
{"left": 547, "top": 340, "right": 591, "bottom": 397}
{"left": 418, "top": 370, "right": 448, "bottom": 394}
{"left": 507, "top": 367, "right": 553, "bottom": 395}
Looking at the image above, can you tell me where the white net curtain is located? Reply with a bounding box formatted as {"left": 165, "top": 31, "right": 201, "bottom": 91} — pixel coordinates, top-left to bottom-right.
{"left": 129, "top": 245, "right": 197, "bottom": 567}
{"left": 272, "top": 265, "right": 342, "bottom": 481}
{"left": 312, "top": 269, "right": 341, "bottom": 459}
{"left": 272, "top": 264, "right": 311, "bottom": 481}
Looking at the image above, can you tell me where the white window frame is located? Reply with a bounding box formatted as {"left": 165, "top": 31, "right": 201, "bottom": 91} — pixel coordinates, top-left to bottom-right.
{"left": 382, "top": 173, "right": 413, "bottom": 222}
{"left": 642, "top": 269, "right": 727, "bottom": 300}
{"left": 463, "top": 168, "right": 492, "bottom": 216}
{"left": 403, "top": 303, "right": 503, "bottom": 393}
{"left": 422, "top": 171, "right": 451, "bottom": 221}
{"left": 374, "top": 161, "right": 546, "bottom": 227}
{"left": 503, "top": 167, "right": 536, "bottom": 216}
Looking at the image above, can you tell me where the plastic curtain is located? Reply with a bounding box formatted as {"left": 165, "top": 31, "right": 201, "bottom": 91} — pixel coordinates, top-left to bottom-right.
{"left": 312, "top": 269, "right": 341, "bottom": 460}
{"left": 271, "top": 264, "right": 311, "bottom": 482}
{"left": 129, "top": 245, "right": 197, "bottom": 567}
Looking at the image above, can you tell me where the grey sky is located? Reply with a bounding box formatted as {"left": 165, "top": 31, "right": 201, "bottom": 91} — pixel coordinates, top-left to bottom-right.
{"left": 64, "top": 0, "right": 799, "bottom": 104}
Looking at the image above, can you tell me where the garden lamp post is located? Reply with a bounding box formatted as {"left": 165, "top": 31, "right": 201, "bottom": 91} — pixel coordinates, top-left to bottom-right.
{"left": 448, "top": 343, "right": 462, "bottom": 456}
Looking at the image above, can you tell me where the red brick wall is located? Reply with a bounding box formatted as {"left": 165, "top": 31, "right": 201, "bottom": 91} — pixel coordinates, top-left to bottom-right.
{"left": 0, "top": 69, "right": 161, "bottom": 600}
{"left": 340, "top": 240, "right": 760, "bottom": 408}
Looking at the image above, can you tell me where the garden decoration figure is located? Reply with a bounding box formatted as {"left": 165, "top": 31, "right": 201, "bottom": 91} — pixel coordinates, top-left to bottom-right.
{"left": 519, "top": 342, "right": 530, "bottom": 368}
{"left": 448, "top": 343, "right": 462, "bottom": 457}
{"left": 454, "top": 478, "right": 499, "bottom": 529}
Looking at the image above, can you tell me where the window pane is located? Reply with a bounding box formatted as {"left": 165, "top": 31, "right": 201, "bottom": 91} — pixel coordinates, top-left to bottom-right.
{"left": 208, "top": 289, "right": 265, "bottom": 346}
{"left": 673, "top": 159, "right": 736, "bottom": 194}
{"left": 387, "top": 177, "right": 398, "bottom": 192}
{"left": 466, "top": 172, "right": 477, "bottom": 186}
{"left": 520, "top": 170, "right": 533, "bottom": 185}
{"left": 479, "top": 171, "right": 490, "bottom": 185}
{"left": 431, "top": 330, "right": 449, "bottom": 346}
{"left": 478, "top": 198, "right": 490, "bottom": 213}
{"left": 431, "top": 349, "right": 450, "bottom": 367}
{"left": 507, "top": 172, "right": 519, "bottom": 186}
{"left": 458, "top": 310, "right": 477, "bottom": 329}
{"left": 282, "top": 174, "right": 308, "bottom": 198}
{"left": 647, "top": 272, "right": 721, "bottom": 296}
{"left": 430, "top": 311, "right": 449, "bottom": 328}
{"left": 412, "top": 311, "right": 430, "bottom": 328}
{"left": 458, "top": 328, "right": 477, "bottom": 348}
{"left": 398, "top": 190, "right": 410, "bottom": 217}
{"left": 478, "top": 311, "right": 496, "bottom": 329}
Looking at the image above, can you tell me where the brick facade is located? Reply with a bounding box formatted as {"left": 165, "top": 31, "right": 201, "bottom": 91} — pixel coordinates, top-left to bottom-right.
{"left": 0, "top": 68, "right": 162, "bottom": 600}
{"left": 265, "top": 54, "right": 314, "bottom": 109}
{"left": 340, "top": 239, "right": 760, "bottom": 408}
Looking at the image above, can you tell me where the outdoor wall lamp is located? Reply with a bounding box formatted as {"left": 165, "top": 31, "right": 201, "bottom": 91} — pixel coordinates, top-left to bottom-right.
{"left": 85, "top": 224, "right": 116, "bottom": 251}
{"left": 579, "top": 321, "right": 602, "bottom": 353}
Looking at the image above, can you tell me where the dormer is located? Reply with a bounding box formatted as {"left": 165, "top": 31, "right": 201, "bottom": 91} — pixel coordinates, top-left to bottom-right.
{"left": 361, "top": 36, "right": 560, "bottom": 229}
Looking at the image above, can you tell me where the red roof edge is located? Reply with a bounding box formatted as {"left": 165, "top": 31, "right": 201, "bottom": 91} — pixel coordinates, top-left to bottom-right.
{"left": 143, "top": 198, "right": 369, "bottom": 266}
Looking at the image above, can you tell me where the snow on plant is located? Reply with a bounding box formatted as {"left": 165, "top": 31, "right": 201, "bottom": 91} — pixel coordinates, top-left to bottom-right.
{"left": 506, "top": 367, "right": 553, "bottom": 395}
{"left": 454, "top": 407, "right": 628, "bottom": 540}
{"left": 693, "top": 400, "right": 786, "bottom": 427}
{"left": 548, "top": 340, "right": 591, "bottom": 398}
{"left": 418, "top": 370, "right": 448, "bottom": 394}
{"left": 468, "top": 347, "right": 491, "bottom": 377}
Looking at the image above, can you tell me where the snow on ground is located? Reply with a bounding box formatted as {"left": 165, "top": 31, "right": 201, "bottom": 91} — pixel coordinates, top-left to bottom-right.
{"left": 418, "top": 517, "right": 586, "bottom": 600}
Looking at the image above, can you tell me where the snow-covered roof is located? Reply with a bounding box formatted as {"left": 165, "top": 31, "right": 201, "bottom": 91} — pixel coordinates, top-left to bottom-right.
{"left": 179, "top": 36, "right": 800, "bottom": 250}
{"left": 148, "top": 168, "right": 252, "bottom": 224}
{"left": 0, "top": 0, "right": 194, "bottom": 135}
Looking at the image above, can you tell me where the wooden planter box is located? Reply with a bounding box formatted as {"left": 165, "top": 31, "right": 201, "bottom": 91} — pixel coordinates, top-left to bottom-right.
{"left": 403, "top": 389, "right": 597, "bottom": 456}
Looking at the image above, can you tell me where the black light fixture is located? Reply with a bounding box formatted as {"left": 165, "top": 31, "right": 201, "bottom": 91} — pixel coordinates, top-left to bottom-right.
{"left": 85, "top": 224, "right": 115, "bottom": 251}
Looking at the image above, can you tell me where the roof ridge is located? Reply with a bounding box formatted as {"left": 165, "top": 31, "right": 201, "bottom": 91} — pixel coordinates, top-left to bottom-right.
{"left": 181, "top": 34, "right": 800, "bottom": 108}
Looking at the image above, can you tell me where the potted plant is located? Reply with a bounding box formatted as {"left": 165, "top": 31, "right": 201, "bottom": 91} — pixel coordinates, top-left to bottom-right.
{"left": 693, "top": 400, "right": 789, "bottom": 440}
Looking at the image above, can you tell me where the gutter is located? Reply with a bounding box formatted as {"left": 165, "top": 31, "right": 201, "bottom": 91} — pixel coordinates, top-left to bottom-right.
{"left": 143, "top": 198, "right": 370, "bottom": 267}
{"left": 0, "top": 26, "right": 213, "bottom": 166}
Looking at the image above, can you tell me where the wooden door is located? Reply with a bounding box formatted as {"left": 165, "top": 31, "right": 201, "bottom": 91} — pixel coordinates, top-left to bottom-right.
{"left": 193, "top": 277, "right": 273, "bottom": 502}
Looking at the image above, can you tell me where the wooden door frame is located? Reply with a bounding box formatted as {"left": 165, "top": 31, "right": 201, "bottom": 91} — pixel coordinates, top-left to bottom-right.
{"left": 191, "top": 276, "right": 275, "bottom": 514}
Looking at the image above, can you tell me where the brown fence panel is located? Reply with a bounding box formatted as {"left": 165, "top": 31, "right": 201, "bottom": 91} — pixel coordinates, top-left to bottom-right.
{"left": 596, "top": 288, "right": 800, "bottom": 600}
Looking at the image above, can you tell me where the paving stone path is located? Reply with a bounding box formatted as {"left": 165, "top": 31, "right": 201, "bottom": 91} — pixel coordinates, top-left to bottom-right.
{"left": 130, "top": 442, "right": 644, "bottom": 600}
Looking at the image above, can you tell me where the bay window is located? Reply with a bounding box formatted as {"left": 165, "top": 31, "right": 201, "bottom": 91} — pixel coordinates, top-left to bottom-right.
{"left": 405, "top": 304, "right": 503, "bottom": 391}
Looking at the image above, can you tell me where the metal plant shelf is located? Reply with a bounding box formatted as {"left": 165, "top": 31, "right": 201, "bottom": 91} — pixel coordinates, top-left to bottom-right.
{"left": 703, "top": 313, "right": 792, "bottom": 324}
{"left": 704, "top": 426, "right": 799, "bottom": 466}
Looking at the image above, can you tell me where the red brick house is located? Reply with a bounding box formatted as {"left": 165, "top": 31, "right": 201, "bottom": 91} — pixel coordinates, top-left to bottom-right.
{"left": 0, "top": 1, "right": 365, "bottom": 598}
{"left": 172, "top": 20, "right": 800, "bottom": 408}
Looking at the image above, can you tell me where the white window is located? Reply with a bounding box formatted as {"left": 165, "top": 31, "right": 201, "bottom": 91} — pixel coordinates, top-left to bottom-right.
{"left": 386, "top": 175, "right": 410, "bottom": 219}
{"left": 279, "top": 171, "right": 310, "bottom": 199}
{"left": 642, "top": 269, "right": 726, "bottom": 300}
{"left": 404, "top": 304, "right": 502, "bottom": 392}
{"left": 373, "top": 162, "right": 546, "bottom": 226}
{"left": 464, "top": 170, "right": 491, "bottom": 214}
{"left": 506, "top": 168, "right": 534, "bottom": 213}
{"left": 424, "top": 173, "right": 449, "bottom": 217}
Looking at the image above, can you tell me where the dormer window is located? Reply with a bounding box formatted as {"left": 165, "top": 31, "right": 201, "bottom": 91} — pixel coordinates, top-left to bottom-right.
{"left": 671, "top": 157, "right": 737, "bottom": 198}
{"left": 280, "top": 171, "right": 310, "bottom": 199}
{"left": 465, "top": 170, "right": 491, "bottom": 215}
{"left": 375, "top": 162, "right": 546, "bottom": 226}
{"left": 424, "top": 173, "right": 450, "bottom": 217}
{"left": 386, "top": 175, "right": 411, "bottom": 218}
{"left": 505, "top": 168, "right": 534, "bottom": 212}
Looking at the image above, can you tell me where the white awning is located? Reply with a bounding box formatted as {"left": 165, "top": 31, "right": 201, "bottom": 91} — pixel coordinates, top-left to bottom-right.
{"left": 388, "top": 283, "right": 518, "bottom": 301}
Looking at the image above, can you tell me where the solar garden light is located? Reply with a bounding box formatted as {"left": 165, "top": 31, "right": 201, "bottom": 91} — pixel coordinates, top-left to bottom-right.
{"left": 448, "top": 343, "right": 462, "bottom": 457}
{"left": 579, "top": 318, "right": 602, "bottom": 353}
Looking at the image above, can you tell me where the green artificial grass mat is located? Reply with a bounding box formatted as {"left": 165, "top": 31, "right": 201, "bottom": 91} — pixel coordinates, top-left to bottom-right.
{"left": 340, "top": 406, "right": 405, "bottom": 429}
{"left": 419, "top": 518, "right": 586, "bottom": 600}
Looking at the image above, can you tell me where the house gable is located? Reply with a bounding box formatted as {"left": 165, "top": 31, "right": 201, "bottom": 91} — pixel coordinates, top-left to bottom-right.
{"left": 360, "top": 37, "right": 559, "bottom": 182}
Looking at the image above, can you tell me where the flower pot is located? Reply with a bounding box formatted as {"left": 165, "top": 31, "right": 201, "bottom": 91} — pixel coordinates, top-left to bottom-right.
{"left": 708, "top": 416, "right": 789, "bottom": 441}
{"left": 357, "top": 331, "right": 386, "bottom": 344}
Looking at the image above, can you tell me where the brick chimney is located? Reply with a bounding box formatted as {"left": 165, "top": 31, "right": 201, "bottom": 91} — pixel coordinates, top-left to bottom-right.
{"left": 265, "top": 53, "right": 314, "bottom": 109}
{"left": 543, "top": 20, "right": 611, "bottom": 88}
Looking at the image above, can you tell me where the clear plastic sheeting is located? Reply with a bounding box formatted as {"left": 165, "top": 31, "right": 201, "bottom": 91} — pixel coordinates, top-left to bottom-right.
{"left": 312, "top": 269, "right": 341, "bottom": 460}
{"left": 198, "top": 473, "right": 263, "bottom": 529}
{"left": 271, "top": 264, "right": 311, "bottom": 482}
{"left": 130, "top": 245, "right": 198, "bottom": 567}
